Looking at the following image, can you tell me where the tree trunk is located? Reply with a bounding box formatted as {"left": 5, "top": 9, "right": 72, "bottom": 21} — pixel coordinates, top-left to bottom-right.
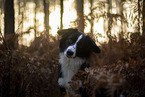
{"left": 119, "top": 0, "right": 123, "bottom": 32}
{"left": 143, "top": 0, "right": 145, "bottom": 35}
{"left": 0, "top": 1, "right": 2, "bottom": 33}
{"left": 76, "top": 0, "right": 84, "bottom": 32}
{"left": 118, "top": 0, "right": 124, "bottom": 40}
{"left": 21, "top": 0, "right": 26, "bottom": 34}
{"left": 4, "top": 0, "right": 15, "bottom": 35}
{"left": 34, "top": 0, "right": 37, "bottom": 38}
{"left": 18, "top": 0, "right": 22, "bottom": 34}
{"left": 4, "top": 0, "right": 17, "bottom": 49}
{"left": 138, "top": 0, "right": 141, "bottom": 32}
{"left": 43, "top": 0, "right": 49, "bottom": 37}
{"left": 60, "top": 0, "right": 63, "bottom": 29}
{"left": 4, "top": 0, "right": 15, "bottom": 96}
{"left": 89, "top": 0, "right": 94, "bottom": 35}
{"left": 107, "top": 0, "right": 112, "bottom": 39}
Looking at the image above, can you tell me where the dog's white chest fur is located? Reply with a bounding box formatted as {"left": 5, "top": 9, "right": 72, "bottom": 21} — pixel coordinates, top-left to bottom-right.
{"left": 58, "top": 53, "right": 85, "bottom": 89}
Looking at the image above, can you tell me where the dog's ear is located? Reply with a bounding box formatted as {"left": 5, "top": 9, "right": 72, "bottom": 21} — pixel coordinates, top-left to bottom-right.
{"left": 57, "top": 28, "right": 78, "bottom": 36}
{"left": 86, "top": 36, "right": 101, "bottom": 53}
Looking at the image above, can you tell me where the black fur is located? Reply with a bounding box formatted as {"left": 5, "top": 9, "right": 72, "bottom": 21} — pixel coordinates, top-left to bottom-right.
{"left": 57, "top": 28, "right": 100, "bottom": 96}
{"left": 58, "top": 28, "right": 100, "bottom": 58}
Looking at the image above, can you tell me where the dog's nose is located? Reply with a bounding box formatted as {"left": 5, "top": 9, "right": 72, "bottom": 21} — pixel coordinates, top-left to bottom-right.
{"left": 67, "top": 50, "right": 74, "bottom": 56}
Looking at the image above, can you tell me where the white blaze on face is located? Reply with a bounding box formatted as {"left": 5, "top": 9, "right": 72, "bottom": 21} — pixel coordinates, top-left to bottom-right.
{"left": 58, "top": 34, "right": 85, "bottom": 90}
{"left": 64, "top": 34, "right": 83, "bottom": 58}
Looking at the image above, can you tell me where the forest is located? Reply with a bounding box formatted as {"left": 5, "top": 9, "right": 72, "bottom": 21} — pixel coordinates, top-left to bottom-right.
{"left": 0, "top": 0, "right": 145, "bottom": 97}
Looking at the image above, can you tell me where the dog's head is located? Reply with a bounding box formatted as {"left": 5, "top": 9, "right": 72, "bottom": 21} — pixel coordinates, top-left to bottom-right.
{"left": 57, "top": 28, "right": 100, "bottom": 59}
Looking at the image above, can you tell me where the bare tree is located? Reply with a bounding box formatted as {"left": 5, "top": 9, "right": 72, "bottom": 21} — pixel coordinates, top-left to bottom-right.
{"left": 76, "top": 0, "right": 84, "bottom": 32}
{"left": 60, "top": 0, "right": 63, "bottom": 29}
{"left": 34, "top": 0, "right": 38, "bottom": 38}
{"left": 138, "top": 0, "right": 141, "bottom": 32}
{"left": 118, "top": 0, "right": 124, "bottom": 40}
{"left": 3, "top": 0, "right": 15, "bottom": 96}
{"left": 4, "top": 0, "right": 17, "bottom": 49}
{"left": 43, "top": 0, "right": 49, "bottom": 37}
{"left": 89, "top": 0, "right": 94, "bottom": 35}
{"left": 0, "top": 0, "right": 4, "bottom": 33}
{"left": 4, "top": 0, "right": 14, "bottom": 36}
{"left": 143, "top": 0, "right": 145, "bottom": 35}
{"left": 17, "top": 0, "right": 23, "bottom": 34}
{"left": 107, "top": 0, "right": 112, "bottom": 39}
{"left": 119, "top": 0, "right": 123, "bottom": 32}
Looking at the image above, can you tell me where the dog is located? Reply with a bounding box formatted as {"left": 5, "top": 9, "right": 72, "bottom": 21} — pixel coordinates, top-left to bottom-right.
{"left": 57, "top": 28, "right": 100, "bottom": 96}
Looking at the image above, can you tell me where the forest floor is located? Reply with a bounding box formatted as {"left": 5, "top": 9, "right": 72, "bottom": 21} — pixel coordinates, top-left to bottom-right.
{"left": 0, "top": 33, "right": 145, "bottom": 97}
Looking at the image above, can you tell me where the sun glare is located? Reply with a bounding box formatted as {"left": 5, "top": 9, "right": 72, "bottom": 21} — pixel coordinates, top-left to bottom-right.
{"left": 63, "top": 0, "right": 77, "bottom": 29}
{"left": 9, "top": 0, "right": 139, "bottom": 46}
{"left": 23, "top": 2, "right": 35, "bottom": 30}
{"left": 36, "top": 13, "right": 44, "bottom": 32}
{"left": 49, "top": 6, "right": 60, "bottom": 36}
{"left": 49, "top": 0, "right": 77, "bottom": 36}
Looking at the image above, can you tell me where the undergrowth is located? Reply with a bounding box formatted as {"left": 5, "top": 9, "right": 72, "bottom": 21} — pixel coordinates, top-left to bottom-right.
{"left": 0, "top": 32, "right": 145, "bottom": 97}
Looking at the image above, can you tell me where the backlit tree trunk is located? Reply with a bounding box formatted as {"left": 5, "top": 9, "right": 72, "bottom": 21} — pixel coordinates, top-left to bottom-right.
{"left": 76, "top": 0, "right": 84, "bottom": 32}
{"left": 60, "top": 0, "right": 63, "bottom": 29}
{"left": 89, "top": 0, "right": 94, "bottom": 35}
{"left": 34, "top": 0, "right": 37, "bottom": 38}
{"left": 119, "top": 0, "right": 123, "bottom": 32}
{"left": 107, "top": 0, "right": 112, "bottom": 39}
{"left": 4, "top": 0, "right": 17, "bottom": 49}
{"left": 143, "top": 0, "right": 145, "bottom": 35}
{"left": 4, "top": 0, "right": 15, "bottom": 96}
{"left": 118, "top": 0, "right": 124, "bottom": 40}
{"left": 43, "top": 0, "right": 49, "bottom": 37}
{"left": 138, "top": 0, "right": 141, "bottom": 32}
{"left": 4, "top": 0, "right": 14, "bottom": 36}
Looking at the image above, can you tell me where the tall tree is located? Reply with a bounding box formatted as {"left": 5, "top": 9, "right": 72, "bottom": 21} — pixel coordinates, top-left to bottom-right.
{"left": 43, "top": 0, "right": 49, "bottom": 37}
{"left": 138, "top": 0, "right": 141, "bottom": 32}
{"left": 118, "top": 0, "right": 124, "bottom": 40}
{"left": 60, "top": 0, "right": 63, "bottom": 29}
{"left": 4, "top": 0, "right": 15, "bottom": 96}
{"left": 0, "top": 0, "right": 4, "bottom": 32}
{"left": 21, "top": 0, "right": 26, "bottom": 34}
{"left": 34, "top": 0, "right": 37, "bottom": 38}
{"left": 4, "top": 0, "right": 15, "bottom": 35}
{"left": 107, "top": 0, "right": 112, "bottom": 39}
{"left": 89, "top": 0, "right": 94, "bottom": 35}
{"left": 143, "top": 0, "right": 145, "bottom": 35}
{"left": 119, "top": 0, "right": 123, "bottom": 32}
{"left": 18, "top": 0, "right": 23, "bottom": 34}
{"left": 4, "top": 0, "right": 16, "bottom": 49}
{"left": 76, "top": 0, "right": 84, "bottom": 32}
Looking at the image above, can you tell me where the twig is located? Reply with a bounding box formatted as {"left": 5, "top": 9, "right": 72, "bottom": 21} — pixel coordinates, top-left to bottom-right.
{"left": 15, "top": 20, "right": 23, "bottom": 33}
{"left": 0, "top": 31, "right": 9, "bottom": 50}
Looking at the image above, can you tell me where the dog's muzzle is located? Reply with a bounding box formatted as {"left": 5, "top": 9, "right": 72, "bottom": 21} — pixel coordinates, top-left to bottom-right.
{"left": 64, "top": 45, "right": 76, "bottom": 58}
{"left": 64, "top": 34, "right": 83, "bottom": 58}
